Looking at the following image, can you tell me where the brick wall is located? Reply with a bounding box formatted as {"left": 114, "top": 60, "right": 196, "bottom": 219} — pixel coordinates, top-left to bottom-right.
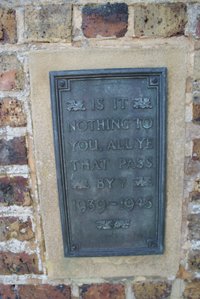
{"left": 0, "top": 1, "right": 199, "bottom": 298}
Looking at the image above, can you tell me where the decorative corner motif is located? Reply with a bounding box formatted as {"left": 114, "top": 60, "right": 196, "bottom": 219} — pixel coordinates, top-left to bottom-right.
{"left": 66, "top": 100, "right": 86, "bottom": 111}
{"left": 96, "top": 219, "right": 131, "bottom": 230}
{"left": 57, "top": 79, "right": 70, "bottom": 90}
{"left": 133, "top": 98, "right": 152, "bottom": 109}
{"left": 71, "top": 243, "right": 79, "bottom": 252}
{"left": 149, "top": 76, "right": 159, "bottom": 86}
{"left": 71, "top": 179, "right": 89, "bottom": 190}
{"left": 147, "top": 239, "right": 158, "bottom": 248}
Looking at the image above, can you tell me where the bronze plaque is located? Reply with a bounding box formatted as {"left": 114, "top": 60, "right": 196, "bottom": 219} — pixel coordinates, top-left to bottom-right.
{"left": 50, "top": 68, "right": 167, "bottom": 257}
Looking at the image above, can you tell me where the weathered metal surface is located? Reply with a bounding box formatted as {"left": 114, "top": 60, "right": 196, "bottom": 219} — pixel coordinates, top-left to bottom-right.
{"left": 49, "top": 68, "right": 167, "bottom": 257}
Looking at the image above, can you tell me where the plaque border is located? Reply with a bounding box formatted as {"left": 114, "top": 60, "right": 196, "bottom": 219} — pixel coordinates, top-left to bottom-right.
{"left": 49, "top": 68, "right": 167, "bottom": 257}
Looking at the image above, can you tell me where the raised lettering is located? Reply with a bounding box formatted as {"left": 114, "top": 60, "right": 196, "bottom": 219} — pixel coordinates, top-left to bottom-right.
{"left": 91, "top": 98, "right": 104, "bottom": 110}
{"left": 136, "top": 118, "right": 153, "bottom": 129}
{"left": 75, "top": 196, "right": 153, "bottom": 214}
{"left": 113, "top": 98, "right": 129, "bottom": 110}
{"left": 70, "top": 139, "right": 100, "bottom": 151}
{"left": 119, "top": 157, "right": 153, "bottom": 169}
{"left": 97, "top": 178, "right": 114, "bottom": 189}
{"left": 68, "top": 118, "right": 130, "bottom": 132}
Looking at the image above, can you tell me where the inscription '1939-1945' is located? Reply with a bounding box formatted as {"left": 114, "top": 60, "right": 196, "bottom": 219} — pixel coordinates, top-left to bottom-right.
{"left": 50, "top": 68, "right": 166, "bottom": 257}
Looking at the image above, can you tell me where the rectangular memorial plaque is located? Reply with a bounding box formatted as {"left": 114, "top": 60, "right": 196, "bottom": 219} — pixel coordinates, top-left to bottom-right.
{"left": 50, "top": 68, "right": 167, "bottom": 257}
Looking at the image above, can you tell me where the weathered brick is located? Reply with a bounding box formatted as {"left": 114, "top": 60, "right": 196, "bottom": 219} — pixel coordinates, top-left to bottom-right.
{"left": 183, "top": 279, "right": 200, "bottom": 299}
{"left": 0, "top": 98, "right": 26, "bottom": 127}
{"left": 194, "top": 178, "right": 200, "bottom": 192}
{"left": 193, "top": 80, "right": 200, "bottom": 93}
{"left": 0, "top": 177, "right": 31, "bottom": 206}
{"left": 193, "top": 95, "right": 200, "bottom": 123}
{"left": 186, "top": 4, "right": 200, "bottom": 39}
{"left": 188, "top": 214, "right": 200, "bottom": 240}
{"left": 0, "top": 137, "right": 27, "bottom": 165}
{"left": 176, "top": 265, "right": 193, "bottom": 280}
{"left": 23, "top": 4, "right": 72, "bottom": 42}
{"left": 18, "top": 284, "right": 71, "bottom": 299}
{"left": 192, "top": 139, "right": 200, "bottom": 161}
{"left": 134, "top": 4, "right": 187, "bottom": 37}
{"left": 184, "top": 158, "right": 200, "bottom": 176}
{"left": 0, "top": 252, "right": 40, "bottom": 274}
{"left": 188, "top": 251, "right": 200, "bottom": 271}
{"left": 191, "top": 191, "right": 200, "bottom": 202}
{"left": 0, "top": 8, "right": 17, "bottom": 43}
{"left": 82, "top": 3, "right": 128, "bottom": 38}
{"left": 132, "top": 281, "right": 172, "bottom": 299}
{"left": 0, "top": 217, "right": 34, "bottom": 241}
{"left": 193, "top": 103, "right": 200, "bottom": 123}
{"left": 0, "top": 285, "right": 16, "bottom": 299}
{"left": 0, "top": 54, "right": 24, "bottom": 91}
{"left": 196, "top": 19, "right": 200, "bottom": 38}
{"left": 80, "top": 284, "right": 125, "bottom": 299}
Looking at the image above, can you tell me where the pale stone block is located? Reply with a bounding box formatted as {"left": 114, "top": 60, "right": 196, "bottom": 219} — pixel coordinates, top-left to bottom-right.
{"left": 30, "top": 42, "right": 189, "bottom": 279}
{"left": 23, "top": 4, "right": 72, "bottom": 42}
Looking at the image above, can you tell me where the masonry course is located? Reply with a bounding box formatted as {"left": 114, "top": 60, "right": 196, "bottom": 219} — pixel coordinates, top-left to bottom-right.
{"left": 23, "top": 4, "right": 72, "bottom": 42}
{"left": 0, "top": 54, "right": 24, "bottom": 90}
{"left": 132, "top": 281, "right": 172, "bottom": 299}
{"left": 0, "top": 137, "right": 27, "bottom": 165}
{"left": 80, "top": 284, "right": 125, "bottom": 299}
{"left": 0, "top": 98, "right": 26, "bottom": 127}
{"left": 134, "top": 3, "right": 187, "bottom": 37}
{"left": 0, "top": 251, "right": 40, "bottom": 275}
{"left": 0, "top": 176, "right": 31, "bottom": 206}
{"left": 0, "top": 216, "right": 34, "bottom": 241}
{"left": 0, "top": 8, "right": 17, "bottom": 44}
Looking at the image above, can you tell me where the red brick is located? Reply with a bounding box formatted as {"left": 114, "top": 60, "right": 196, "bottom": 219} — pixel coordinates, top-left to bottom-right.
{"left": 192, "top": 139, "right": 200, "bottom": 161}
{"left": 0, "top": 177, "right": 31, "bottom": 206}
{"left": 0, "top": 285, "right": 17, "bottom": 299}
{"left": 183, "top": 279, "right": 200, "bottom": 299}
{"left": 18, "top": 284, "right": 71, "bottom": 299}
{"left": 80, "top": 284, "right": 125, "bottom": 299}
{"left": 0, "top": 98, "right": 26, "bottom": 127}
{"left": 0, "top": 8, "right": 17, "bottom": 43}
{"left": 0, "top": 217, "right": 34, "bottom": 241}
{"left": 0, "top": 54, "right": 24, "bottom": 91}
{"left": 0, "top": 252, "right": 40, "bottom": 274}
{"left": 0, "top": 137, "right": 27, "bottom": 165}
{"left": 82, "top": 3, "right": 128, "bottom": 38}
{"left": 132, "top": 281, "right": 172, "bottom": 299}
